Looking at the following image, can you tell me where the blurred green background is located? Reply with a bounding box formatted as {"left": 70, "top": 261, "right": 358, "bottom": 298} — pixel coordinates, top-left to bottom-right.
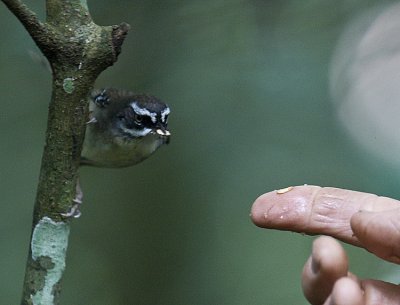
{"left": 1, "top": 1, "right": 400, "bottom": 304}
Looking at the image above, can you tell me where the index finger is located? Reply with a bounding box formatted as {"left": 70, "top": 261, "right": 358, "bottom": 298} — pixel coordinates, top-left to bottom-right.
{"left": 250, "top": 185, "right": 400, "bottom": 246}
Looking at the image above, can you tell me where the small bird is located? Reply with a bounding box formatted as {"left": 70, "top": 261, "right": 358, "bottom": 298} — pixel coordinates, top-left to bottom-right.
{"left": 63, "top": 88, "right": 171, "bottom": 217}
{"left": 81, "top": 88, "right": 171, "bottom": 167}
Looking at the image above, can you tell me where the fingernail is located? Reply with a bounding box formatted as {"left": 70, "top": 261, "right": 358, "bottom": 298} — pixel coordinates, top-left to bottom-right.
{"left": 311, "top": 255, "right": 320, "bottom": 274}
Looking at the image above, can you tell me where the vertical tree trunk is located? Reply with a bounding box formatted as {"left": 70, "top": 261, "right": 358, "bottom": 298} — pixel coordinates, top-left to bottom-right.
{"left": 1, "top": 1, "right": 130, "bottom": 304}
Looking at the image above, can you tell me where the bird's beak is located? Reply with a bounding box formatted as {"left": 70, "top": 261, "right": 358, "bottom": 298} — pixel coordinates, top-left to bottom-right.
{"left": 155, "top": 129, "right": 171, "bottom": 136}
{"left": 154, "top": 125, "right": 171, "bottom": 144}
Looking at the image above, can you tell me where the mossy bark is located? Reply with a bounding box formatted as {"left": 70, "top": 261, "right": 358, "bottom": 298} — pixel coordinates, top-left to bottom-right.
{"left": 1, "top": 0, "right": 130, "bottom": 304}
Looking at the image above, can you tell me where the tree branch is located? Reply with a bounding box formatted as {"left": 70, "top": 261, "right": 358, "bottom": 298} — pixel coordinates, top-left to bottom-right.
{"left": 1, "top": 0, "right": 130, "bottom": 304}
{"left": 1, "top": 0, "right": 60, "bottom": 56}
{"left": 111, "top": 22, "right": 131, "bottom": 59}
{"left": 2, "top": 0, "right": 43, "bottom": 31}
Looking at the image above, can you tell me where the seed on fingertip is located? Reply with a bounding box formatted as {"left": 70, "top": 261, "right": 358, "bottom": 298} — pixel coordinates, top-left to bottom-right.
{"left": 276, "top": 186, "right": 294, "bottom": 194}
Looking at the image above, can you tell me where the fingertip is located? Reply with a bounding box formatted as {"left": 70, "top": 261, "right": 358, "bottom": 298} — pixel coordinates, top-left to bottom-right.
{"left": 330, "top": 277, "right": 363, "bottom": 305}
{"left": 312, "top": 236, "right": 348, "bottom": 275}
{"left": 250, "top": 193, "right": 270, "bottom": 227}
{"left": 251, "top": 190, "right": 284, "bottom": 227}
{"left": 302, "top": 236, "right": 348, "bottom": 305}
{"left": 250, "top": 185, "right": 319, "bottom": 229}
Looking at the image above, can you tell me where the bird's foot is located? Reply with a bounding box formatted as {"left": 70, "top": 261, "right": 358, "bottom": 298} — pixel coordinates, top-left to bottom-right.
{"left": 61, "top": 197, "right": 82, "bottom": 218}
{"left": 61, "top": 179, "right": 83, "bottom": 218}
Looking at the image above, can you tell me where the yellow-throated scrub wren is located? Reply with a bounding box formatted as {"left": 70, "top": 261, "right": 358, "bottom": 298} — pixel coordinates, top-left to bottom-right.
{"left": 63, "top": 88, "right": 171, "bottom": 218}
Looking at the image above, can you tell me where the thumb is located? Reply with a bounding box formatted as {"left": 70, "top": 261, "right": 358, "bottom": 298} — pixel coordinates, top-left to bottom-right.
{"left": 351, "top": 208, "right": 400, "bottom": 264}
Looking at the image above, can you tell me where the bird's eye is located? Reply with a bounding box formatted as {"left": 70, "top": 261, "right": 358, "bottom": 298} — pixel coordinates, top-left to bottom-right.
{"left": 135, "top": 115, "right": 144, "bottom": 124}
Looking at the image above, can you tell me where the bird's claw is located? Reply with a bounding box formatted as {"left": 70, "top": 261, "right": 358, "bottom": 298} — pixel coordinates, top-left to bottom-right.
{"left": 61, "top": 197, "right": 82, "bottom": 218}
{"left": 61, "top": 179, "right": 83, "bottom": 219}
{"left": 86, "top": 116, "right": 97, "bottom": 124}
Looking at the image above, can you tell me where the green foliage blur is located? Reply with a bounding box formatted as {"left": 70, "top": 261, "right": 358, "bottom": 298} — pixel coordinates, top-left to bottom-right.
{"left": 1, "top": 1, "right": 400, "bottom": 304}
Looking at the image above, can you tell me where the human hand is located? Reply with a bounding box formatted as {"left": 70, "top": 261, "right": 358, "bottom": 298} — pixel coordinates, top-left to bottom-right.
{"left": 251, "top": 185, "right": 400, "bottom": 305}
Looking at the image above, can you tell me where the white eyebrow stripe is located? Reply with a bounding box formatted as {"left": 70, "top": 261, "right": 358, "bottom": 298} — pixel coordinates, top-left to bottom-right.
{"left": 130, "top": 102, "right": 157, "bottom": 123}
{"left": 161, "top": 107, "right": 170, "bottom": 123}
